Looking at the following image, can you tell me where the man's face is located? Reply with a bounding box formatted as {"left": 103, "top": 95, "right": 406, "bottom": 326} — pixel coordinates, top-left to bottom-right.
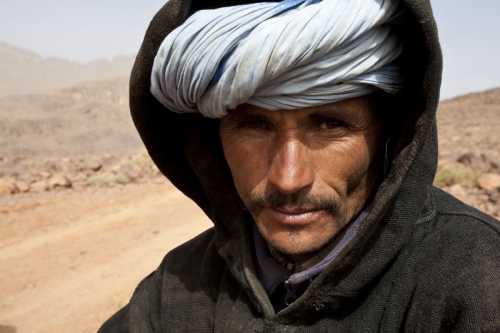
{"left": 219, "top": 96, "right": 383, "bottom": 263}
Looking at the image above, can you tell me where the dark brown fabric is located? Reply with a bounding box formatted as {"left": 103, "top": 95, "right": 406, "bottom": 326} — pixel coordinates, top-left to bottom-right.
{"left": 98, "top": 0, "right": 500, "bottom": 332}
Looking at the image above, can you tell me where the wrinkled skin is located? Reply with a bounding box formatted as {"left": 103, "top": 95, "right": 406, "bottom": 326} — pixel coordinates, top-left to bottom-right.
{"left": 219, "top": 96, "right": 383, "bottom": 263}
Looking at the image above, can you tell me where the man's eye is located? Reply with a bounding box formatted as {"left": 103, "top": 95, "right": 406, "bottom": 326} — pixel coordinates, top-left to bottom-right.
{"left": 318, "top": 121, "right": 342, "bottom": 130}
{"left": 241, "top": 121, "right": 269, "bottom": 130}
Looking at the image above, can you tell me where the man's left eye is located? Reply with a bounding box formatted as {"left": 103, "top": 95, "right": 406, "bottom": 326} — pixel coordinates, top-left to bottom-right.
{"left": 318, "top": 121, "right": 342, "bottom": 130}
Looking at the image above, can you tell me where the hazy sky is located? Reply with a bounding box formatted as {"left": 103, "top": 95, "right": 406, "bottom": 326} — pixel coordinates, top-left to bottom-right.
{"left": 1, "top": 0, "right": 499, "bottom": 100}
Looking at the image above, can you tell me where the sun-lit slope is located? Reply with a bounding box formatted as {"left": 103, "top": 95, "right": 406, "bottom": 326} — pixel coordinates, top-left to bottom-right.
{"left": 0, "top": 77, "right": 143, "bottom": 157}
{"left": 437, "top": 87, "right": 500, "bottom": 161}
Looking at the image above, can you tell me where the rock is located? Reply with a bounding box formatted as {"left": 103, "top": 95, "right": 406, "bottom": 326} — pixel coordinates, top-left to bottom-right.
{"left": 494, "top": 207, "right": 500, "bottom": 219}
{"left": 42, "top": 160, "right": 62, "bottom": 174}
{"left": 16, "top": 171, "right": 35, "bottom": 183}
{"left": 86, "top": 160, "right": 102, "bottom": 172}
{"left": 463, "top": 196, "right": 480, "bottom": 209}
{"left": 488, "top": 190, "right": 500, "bottom": 204}
{"left": 31, "top": 180, "right": 49, "bottom": 192}
{"left": 447, "top": 184, "right": 468, "bottom": 201}
{"left": 0, "top": 162, "right": 27, "bottom": 178}
{"left": 101, "top": 155, "right": 119, "bottom": 170}
{"left": 484, "top": 202, "right": 498, "bottom": 216}
{"left": 457, "top": 153, "right": 496, "bottom": 173}
{"left": 0, "top": 178, "right": 16, "bottom": 194}
{"left": 48, "top": 174, "right": 72, "bottom": 188}
{"left": 40, "top": 171, "right": 52, "bottom": 179}
{"left": 60, "top": 158, "right": 77, "bottom": 173}
{"left": 477, "top": 173, "right": 500, "bottom": 191}
{"left": 15, "top": 181, "right": 31, "bottom": 193}
{"left": 116, "top": 164, "right": 140, "bottom": 181}
{"left": 150, "top": 164, "right": 162, "bottom": 177}
{"left": 490, "top": 156, "right": 500, "bottom": 173}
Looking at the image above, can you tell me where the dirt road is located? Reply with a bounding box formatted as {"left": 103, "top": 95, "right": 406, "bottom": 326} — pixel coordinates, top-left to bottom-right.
{"left": 0, "top": 181, "right": 212, "bottom": 333}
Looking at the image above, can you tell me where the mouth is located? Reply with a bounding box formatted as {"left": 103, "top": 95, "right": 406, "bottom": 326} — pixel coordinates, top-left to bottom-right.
{"left": 266, "top": 206, "right": 324, "bottom": 225}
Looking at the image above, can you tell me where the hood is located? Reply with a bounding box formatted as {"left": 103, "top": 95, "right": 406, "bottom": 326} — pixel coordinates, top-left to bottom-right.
{"left": 130, "top": 0, "right": 442, "bottom": 316}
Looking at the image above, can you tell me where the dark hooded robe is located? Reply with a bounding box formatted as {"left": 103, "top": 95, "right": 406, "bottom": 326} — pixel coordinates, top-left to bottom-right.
{"left": 98, "top": 0, "right": 500, "bottom": 331}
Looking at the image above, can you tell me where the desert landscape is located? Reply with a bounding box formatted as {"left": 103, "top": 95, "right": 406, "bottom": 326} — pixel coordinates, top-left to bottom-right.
{"left": 0, "top": 43, "right": 499, "bottom": 333}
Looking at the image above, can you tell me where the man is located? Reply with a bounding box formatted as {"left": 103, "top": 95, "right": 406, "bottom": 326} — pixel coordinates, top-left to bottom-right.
{"left": 100, "top": 0, "right": 500, "bottom": 331}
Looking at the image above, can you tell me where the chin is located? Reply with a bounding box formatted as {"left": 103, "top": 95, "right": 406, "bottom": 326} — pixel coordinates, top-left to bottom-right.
{"left": 257, "top": 223, "right": 337, "bottom": 259}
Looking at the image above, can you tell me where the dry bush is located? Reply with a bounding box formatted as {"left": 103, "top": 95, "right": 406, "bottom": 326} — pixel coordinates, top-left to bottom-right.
{"left": 123, "top": 150, "right": 152, "bottom": 168}
{"left": 86, "top": 174, "right": 130, "bottom": 187}
{"left": 434, "top": 164, "right": 482, "bottom": 189}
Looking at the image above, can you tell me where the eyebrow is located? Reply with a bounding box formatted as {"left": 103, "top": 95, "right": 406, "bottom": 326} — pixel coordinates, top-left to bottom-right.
{"left": 306, "top": 109, "right": 354, "bottom": 123}
{"left": 227, "top": 111, "right": 272, "bottom": 125}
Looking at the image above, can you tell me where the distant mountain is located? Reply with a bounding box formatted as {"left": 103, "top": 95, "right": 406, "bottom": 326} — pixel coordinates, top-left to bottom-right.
{"left": 0, "top": 77, "right": 144, "bottom": 157}
{"left": 0, "top": 42, "right": 135, "bottom": 98}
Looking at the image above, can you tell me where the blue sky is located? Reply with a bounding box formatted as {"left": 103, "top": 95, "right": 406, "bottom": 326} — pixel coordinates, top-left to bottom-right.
{"left": 0, "top": 0, "right": 499, "bottom": 99}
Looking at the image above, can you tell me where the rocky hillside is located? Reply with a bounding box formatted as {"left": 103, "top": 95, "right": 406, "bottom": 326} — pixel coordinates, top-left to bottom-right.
{"left": 0, "top": 77, "right": 143, "bottom": 157}
{"left": 437, "top": 87, "right": 500, "bottom": 162}
{"left": 0, "top": 152, "right": 163, "bottom": 204}
{"left": 0, "top": 42, "right": 135, "bottom": 98}
{"left": 435, "top": 87, "right": 500, "bottom": 218}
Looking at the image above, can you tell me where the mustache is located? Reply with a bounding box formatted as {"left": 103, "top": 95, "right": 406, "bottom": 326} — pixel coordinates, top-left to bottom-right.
{"left": 245, "top": 190, "right": 341, "bottom": 217}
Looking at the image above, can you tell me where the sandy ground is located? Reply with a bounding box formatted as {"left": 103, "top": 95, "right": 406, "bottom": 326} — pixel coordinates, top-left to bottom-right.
{"left": 0, "top": 180, "right": 212, "bottom": 333}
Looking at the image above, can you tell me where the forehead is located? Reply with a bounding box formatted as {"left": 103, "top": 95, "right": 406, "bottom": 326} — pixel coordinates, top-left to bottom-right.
{"left": 224, "top": 95, "right": 378, "bottom": 124}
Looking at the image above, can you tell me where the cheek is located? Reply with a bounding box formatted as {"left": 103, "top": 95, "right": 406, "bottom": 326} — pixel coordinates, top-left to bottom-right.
{"left": 221, "top": 136, "right": 270, "bottom": 200}
{"left": 313, "top": 135, "right": 377, "bottom": 192}
{"left": 344, "top": 133, "right": 382, "bottom": 195}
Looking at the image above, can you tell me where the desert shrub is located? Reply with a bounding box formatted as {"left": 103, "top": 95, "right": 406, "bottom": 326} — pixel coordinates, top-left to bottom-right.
{"left": 433, "top": 164, "right": 482, "bottom": 189}
{"left": 119, "top": 150, "right": 154, "bottom": 169}
{"left": 76, "top": 163, "right": 86, "bottom": 172}
{"left": 86, "top": 174, "right": 130, "bottom": 187}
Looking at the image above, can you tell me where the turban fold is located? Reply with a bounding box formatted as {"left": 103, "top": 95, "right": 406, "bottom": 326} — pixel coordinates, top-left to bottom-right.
{"left": 151, "top": 0, "right": 404, "bottom": 118}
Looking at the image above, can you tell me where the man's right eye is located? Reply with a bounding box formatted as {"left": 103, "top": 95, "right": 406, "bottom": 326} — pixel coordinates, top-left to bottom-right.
{"left": 240, "top": 121, "right": 270, "bottom": 130}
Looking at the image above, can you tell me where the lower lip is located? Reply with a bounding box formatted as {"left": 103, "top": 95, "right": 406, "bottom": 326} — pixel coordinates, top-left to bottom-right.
{"left": 266, "top": 208, "right": 324, "bottom": 226}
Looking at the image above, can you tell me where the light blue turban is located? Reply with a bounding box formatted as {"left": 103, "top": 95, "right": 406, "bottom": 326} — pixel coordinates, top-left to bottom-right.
{"left": 151, "top": 0, "right": 405, "bottom": 118}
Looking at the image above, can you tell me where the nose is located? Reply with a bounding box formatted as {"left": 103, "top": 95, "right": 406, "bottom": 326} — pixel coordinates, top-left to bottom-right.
{"left": 267, "top": 138, "right": 314, "bottom": 194}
